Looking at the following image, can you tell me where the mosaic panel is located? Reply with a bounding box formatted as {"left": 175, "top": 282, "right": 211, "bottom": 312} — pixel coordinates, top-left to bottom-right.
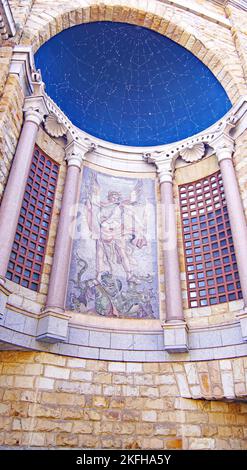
{"left": 66, "top": 167, "right": 159, "bottom": 318}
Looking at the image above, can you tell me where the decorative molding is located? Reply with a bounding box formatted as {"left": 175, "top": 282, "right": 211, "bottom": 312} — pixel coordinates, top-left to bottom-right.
{"left": 24, "top": 108, "right": 44, "bottom": 127}
{"left": 142, "top": 152, "right": 160, "bottom": 163}
{"left": 180, "top": 142, "right": 205, "bottom": 163}
{"left": 1, "top": 298, "right": 247, "bottom": 361}
{"left": 215, "top": 114, "right": 237, "bottom": 135}
{"left": 0, "top": 0, "right": 16, "bottom": 39}
{"left": 23, "top": 95, "right": 49, "bottom": 126}
{"left": 143, "top": 152, "right": 176, "bottom": 183}
{"left": 211, "top": 134, "right": 235, "bottom": 162}
{"left": 65, "top": 140, "right": 95, "bottom": 168}
{"left": 210, "top": 116, "right": 236, "bottom": 162}
{"left": 31, "top": 69, "right": 45, "bottom": 96}
{"left": 83, "top": 138, "right": 98, "bottom": 152}
{"left": 44, "top": 113, "right": 67, "bottom": 138}
{"left": 9, "top": 46, "right": 35, "bottom": 96}
{"left": 43, "top": 89, "right": 247, "bottom": 162}
{"left": 9, "top": 47, "right": 247, "bottom": 171}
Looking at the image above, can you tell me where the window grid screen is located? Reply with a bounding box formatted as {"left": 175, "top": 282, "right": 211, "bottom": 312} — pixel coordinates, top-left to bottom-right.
{"left": 179, "top": 171, "right": 242, "bottom": 308}
{"left": 6, "top": 146, "right": 59, "bottom": 291}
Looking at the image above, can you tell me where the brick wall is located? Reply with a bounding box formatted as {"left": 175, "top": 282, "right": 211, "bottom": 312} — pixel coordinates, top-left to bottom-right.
{"left": 0, "top": 351, "right": 247, "bottom": 449}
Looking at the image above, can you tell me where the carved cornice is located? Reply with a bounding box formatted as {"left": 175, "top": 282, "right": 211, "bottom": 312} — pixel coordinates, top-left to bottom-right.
{"left": 210, "top": 133, "right": 235, "bottom": 162}
{"left": 143, "top": 112, "right": 237, "bottom": 177}
{"left": 23, "top": 95, "right": 49, "bottom": 126}
{"left": 143, "top": 152, "right": 177, "bottom": 183}
{"left": 155, "top": 160, "right": 175, "bottom": 184}
{"left": 210, "top": 115, "right": 236, "bottom": 162}
{"left": 40, "top": 92, "right": 247, "bottom": 170}
{"left": 24, "top": 108, "right": 44, "bottom": 127}
{"left": 215, "top": 114, "right": 237, "bottom": 134}
{"left": 9, "top": 46, "right": 247, "bottom": 170}
{"left": 42, "top": 90, "right": 243, "bottom": 163}
{"left": 65, "top": 140, "right": 96, "bottom": 169}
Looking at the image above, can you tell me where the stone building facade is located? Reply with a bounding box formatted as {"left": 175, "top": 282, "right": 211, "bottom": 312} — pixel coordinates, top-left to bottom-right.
{"left": 0, "top": 0, "right": 247, "bottom": 450}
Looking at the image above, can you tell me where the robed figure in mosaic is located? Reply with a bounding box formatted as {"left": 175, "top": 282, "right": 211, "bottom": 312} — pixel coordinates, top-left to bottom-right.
{"left": 87, "top": 173, "right": 148, "bottom": 283}
{"left": 67, "top": 168, "right": 159, "bottom": 319}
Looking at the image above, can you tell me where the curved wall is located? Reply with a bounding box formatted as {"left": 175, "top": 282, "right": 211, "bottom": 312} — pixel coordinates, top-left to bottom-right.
{"left": 0, "top": 0, "right": 247, "bottom": 451}
{"left": 1, "top": 127, "right": 247, "bottom": 363}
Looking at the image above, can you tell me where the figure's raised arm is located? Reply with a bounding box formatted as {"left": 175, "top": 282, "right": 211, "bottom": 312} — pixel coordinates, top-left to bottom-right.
{"left": 123, "top": 180, "right": 143, "bottom": 205}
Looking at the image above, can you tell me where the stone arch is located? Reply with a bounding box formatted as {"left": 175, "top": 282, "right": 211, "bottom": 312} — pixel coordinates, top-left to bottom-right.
{"left": 17, "top": 1, "right": 246, "bottom": 105}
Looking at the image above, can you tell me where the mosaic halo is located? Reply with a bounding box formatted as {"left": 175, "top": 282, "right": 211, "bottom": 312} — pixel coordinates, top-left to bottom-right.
{"left": 35, "top": 21, "right": 232, "bottom": 147}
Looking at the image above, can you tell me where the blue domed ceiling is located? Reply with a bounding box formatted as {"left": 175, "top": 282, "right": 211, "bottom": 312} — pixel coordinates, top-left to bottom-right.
{"left": 35, "top": 21, "right": 232, "bottom": 147}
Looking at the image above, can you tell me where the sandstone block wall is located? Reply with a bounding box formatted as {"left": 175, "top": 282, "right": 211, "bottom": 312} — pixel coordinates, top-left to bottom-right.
{"left": 0, "top": 351, "right": 247, "bottom": 449}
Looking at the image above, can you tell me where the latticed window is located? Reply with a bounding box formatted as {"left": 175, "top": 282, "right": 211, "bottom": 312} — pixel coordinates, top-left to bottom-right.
{"left": 179, "top": 171, "right": 242, "bottom": 308}
{"left": 6, "top": 146, "right": 59, "bottom": 291}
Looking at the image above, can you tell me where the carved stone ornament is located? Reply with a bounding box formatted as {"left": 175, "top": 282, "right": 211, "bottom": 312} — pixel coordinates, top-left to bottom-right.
{"left": 44, "top": 113, "right": 67, "bottom": 138}
{"left": 83, "top": 137, "right": 98, "bottom": 152}
{"left": 31, "top": 68, "right": 42, "bottom": 83}
{"left": 215, "top": 115, "right": 237, "bottom": 134}
{"left": 180, "top": 142, "right": 205, "bottom": 163}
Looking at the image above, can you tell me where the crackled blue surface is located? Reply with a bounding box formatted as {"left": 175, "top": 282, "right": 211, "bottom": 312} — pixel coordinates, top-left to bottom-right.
{"left": 35, "top": 21, "right": 232, "bottom": 147}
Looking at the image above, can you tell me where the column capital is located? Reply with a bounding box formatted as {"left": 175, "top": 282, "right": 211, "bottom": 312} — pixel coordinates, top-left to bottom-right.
{"left": 65, "top": 140, "right": 95, "bottom": 169}
{"left": 24, "top": 108, "right": 44, "bottom": 126}
{"left": 23, "top": 95, "right": 49, "bottom": 127}
{"left": 157, "top": 159, "right": 175, "bottom": 184}
{"left": 143, "top": 152, "right": 176, "bottom": 184}
{"left": 211, "top": 115, "right": 236, "bottom": 163}
{"left": 211, "top": 133, "right": 235, "bottom": 163}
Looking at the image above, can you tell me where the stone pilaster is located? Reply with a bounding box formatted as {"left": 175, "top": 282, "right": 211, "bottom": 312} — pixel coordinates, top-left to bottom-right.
{"left": 37, "top": 141, "right": 94, "bottom": 343}
{"left": 144, "top": 153, "right": 188, "bottom": 353}
{"left": 211, "top": 128, "right": 247, "bottom": 342}
{"left": 0, "top": 95, "right": 48, "bottom": 285}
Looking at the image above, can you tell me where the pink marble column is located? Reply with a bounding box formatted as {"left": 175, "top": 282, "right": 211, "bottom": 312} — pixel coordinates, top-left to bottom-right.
{"left": 213, "top": 134, "right": 247, "bottom": 306}
{"left": 0, "top": 107, "right": 44, "bottom": 281}
{"left": 45, "top": 143, "right": 88, "bottom": 311}
{"left": 159, "top": 168, "right": 184, "bottom": 322}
